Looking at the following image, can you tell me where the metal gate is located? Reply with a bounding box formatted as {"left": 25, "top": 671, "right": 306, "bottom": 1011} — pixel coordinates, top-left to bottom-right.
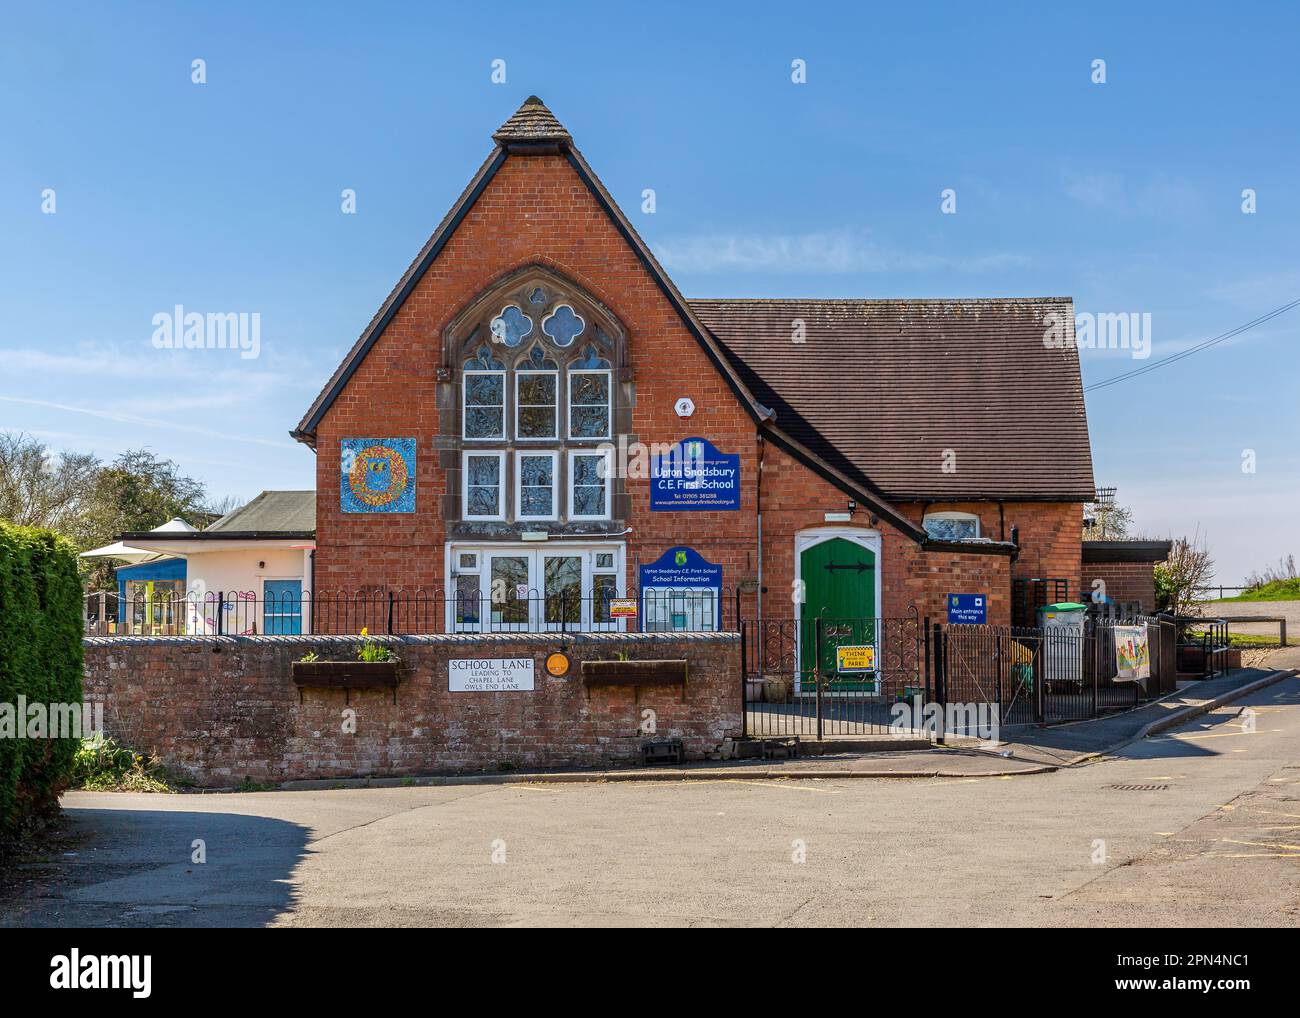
{"left": 741, "top": 611, "right": 924, "bottom": 738}
{"left": 937, "top": 616, "right": 1177, "bottom": 726}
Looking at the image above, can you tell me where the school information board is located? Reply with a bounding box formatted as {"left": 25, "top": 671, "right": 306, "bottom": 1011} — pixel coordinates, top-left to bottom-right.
{"left": 650, "top": 437, "right": 740, "bottom": 511}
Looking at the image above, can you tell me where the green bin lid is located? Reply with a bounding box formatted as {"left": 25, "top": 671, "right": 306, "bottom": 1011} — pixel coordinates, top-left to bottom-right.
{"left": 1043, "top": 602, "right": 1088, "bottom": 611}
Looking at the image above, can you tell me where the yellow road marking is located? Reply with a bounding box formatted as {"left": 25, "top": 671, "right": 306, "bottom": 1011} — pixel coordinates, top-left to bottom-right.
{"left": 1159, "top": 729, "right": 1281, "bottom": 741}
{"left": 1221, "top": 838, "right": 1300, "bottom": 852}
{"left": 685, "top": 779, "right": 842, "bottom": 794}
{"left": 1247, "top": 808, "right": 1300, "bottom": 820}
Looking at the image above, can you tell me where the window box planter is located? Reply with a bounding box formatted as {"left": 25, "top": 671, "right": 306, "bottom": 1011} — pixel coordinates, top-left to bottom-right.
{"left": 291, "top": 660, "right": 401, "bottom": 690}
{"left": 581, "top": 659, "right": 688, "bottom": 690}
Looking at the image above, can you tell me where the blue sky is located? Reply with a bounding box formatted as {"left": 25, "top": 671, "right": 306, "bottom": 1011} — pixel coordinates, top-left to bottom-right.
{"left": 2, "top": 1, "right": 1296, "bottom": 582}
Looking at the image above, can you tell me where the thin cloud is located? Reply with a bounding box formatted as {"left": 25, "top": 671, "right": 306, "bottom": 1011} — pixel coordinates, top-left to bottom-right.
{"left": 652, "top": 230, "right": 1030, "bottom": 275}
{"left": 1205, "top": 269, "right": 1300, "bottom": 308}
{"left": 1062, "top": 171, "right": 1203, "bottom": 217}
{"left": 0, "top": 396, "right": 297, "bottom": 450}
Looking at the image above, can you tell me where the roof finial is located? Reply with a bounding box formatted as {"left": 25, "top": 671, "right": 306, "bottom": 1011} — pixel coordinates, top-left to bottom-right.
{"left": 493, "top": 96, "right": 572, "bottom": 147}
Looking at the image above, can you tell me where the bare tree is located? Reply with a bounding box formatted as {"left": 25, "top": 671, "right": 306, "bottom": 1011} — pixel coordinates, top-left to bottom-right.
{"left": 1083, "top": 499, "right": 1134, "bottom": 541}
{"left": 0, "top": 432, "right": 99, "bottom": 534}
{"left": 1154, "top": 531, "right": 1214, "bottom": 618}
{"left": 1, "top": 431, "right": 242, "bottom": 588}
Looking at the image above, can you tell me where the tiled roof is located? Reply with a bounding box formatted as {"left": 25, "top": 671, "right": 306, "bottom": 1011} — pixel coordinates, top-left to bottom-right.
{"left": 492, "top": 96, "right": 572, "bottom": 144}
{"left": 690, "top": 298, "right": 1095, "bottom": 501}
{"left": 208, "top": 491, "right": 316, "bottom": 533}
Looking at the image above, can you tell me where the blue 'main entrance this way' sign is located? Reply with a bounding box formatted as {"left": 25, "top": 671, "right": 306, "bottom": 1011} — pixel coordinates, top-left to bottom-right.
{"left": 649, "top": 437, "right": 740, "bottom": 511}
{"left": 947, "top": 593, "right": 987, "bottom": 624}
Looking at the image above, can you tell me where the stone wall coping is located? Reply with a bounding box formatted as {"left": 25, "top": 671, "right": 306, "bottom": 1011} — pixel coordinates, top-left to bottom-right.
{"left": 84, "top": 631, "right": 740, "bottom": 648}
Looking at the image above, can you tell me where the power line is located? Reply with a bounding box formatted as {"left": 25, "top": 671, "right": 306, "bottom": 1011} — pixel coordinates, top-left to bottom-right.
{"left": 1082, "top": 297, "right": 1300, "bottom": 393}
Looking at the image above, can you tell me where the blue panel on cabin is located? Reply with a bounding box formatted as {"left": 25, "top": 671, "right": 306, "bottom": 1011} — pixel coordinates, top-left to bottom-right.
{"left": 115, "top": 558, "right": 187, "bottom": 624}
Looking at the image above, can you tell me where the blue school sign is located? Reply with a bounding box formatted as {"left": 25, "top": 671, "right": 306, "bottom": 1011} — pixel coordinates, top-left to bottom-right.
{"left": 947, "top": 593, "right": 987, "bottom": 624}
{"left": 649, "top": 437, "right": 740, "bottom": 511}
{"left": 638, "top": 547, "right": 723, "bottom": 590}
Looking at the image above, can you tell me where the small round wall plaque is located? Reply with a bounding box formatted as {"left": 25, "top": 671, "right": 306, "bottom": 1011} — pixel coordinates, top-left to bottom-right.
{"left": 545, "top": 651, "right": 571, "bottom": 677}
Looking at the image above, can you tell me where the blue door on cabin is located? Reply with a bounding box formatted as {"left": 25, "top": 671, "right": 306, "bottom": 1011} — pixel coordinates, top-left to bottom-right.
{"left": 263, "top": 579, "right": 303, "bottom": 635}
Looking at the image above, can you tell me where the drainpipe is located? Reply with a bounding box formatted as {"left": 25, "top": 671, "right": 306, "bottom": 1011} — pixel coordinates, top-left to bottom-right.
{"left": 756, "top": 432, "right": 765, "bottom": 656}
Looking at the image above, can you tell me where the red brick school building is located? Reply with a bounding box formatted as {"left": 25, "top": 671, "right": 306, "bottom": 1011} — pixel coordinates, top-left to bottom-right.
{"left": 83, "top": 98, "right": 1151, "bottom": 781}
{"left": 292, "top": 96, "right": 1095, "bottom": 636}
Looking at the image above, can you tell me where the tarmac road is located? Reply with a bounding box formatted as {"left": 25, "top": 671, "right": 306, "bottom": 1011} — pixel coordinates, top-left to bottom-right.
{"left": 5, "top": 676, "right": 1299, "bottom": 928}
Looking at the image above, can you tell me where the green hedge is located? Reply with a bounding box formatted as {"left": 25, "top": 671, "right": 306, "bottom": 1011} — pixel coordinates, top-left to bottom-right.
{"left": 0, "top": 521, "right": 84, "bottom": 842}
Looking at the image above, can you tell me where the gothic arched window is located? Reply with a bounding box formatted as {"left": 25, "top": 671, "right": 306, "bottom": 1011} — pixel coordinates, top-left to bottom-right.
{"left": 444, "top": 268, "right": 625, "bottom": 524}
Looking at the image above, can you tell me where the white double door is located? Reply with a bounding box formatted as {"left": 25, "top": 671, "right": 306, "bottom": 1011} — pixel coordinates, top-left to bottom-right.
{"left": 449, "top": 543, "right": 624, "bottom": 633}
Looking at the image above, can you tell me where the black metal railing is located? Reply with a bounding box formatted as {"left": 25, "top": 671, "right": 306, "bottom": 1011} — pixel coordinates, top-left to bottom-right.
{"left": 938, "top": 613, "right": 1181, "bottom": 726}
{"left": 83, "top": 586, "right": 742, "bottom": 637}
{"left": 1010, "top": 577, "right": 1071, "bottom": 628}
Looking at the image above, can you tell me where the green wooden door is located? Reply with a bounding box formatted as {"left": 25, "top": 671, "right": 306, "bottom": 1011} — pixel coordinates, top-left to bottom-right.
{"left": 799, "top": 538, "right": 878, "bottom": 693}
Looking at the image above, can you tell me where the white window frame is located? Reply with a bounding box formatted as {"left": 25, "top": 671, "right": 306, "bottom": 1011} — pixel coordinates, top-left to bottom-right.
{"left": 444, "top": 541, "right": 626, "bottom": 634}
{"left": 462, "top": 450, "right": 506, "bottom": 521}
{"left": 462, "top": 369, "right": 506, "bottom": 441}
{"left": 568, "top": 448, "right": 612, "bottom": 521}
{"left": 566, "top": 368, "right": 612, "bottom": 441}
{"left": 515, "top": 450, "right": 558, "bottom": 522}
{"left": 514, "top": 368, "right": 559, "bottom": 441}
{"left": 922, "top": 511, "right": 981, "bottom": 541}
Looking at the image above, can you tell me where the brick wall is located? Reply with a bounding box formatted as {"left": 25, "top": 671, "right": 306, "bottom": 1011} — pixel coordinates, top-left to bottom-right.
{"left": 758, "top": 442, "right": 1012, "bottom": 625}
{"left": 312, "top": 151, "right": 761, "bottom": 596}
{"left": 83, "top": 633, "right": 741, "bottom": 786}
{"left": 893, "top": 500, "right": 1083, "bottom": 597}
{"left": 1083, "top": 561, "right": 1158, "bottom": 612}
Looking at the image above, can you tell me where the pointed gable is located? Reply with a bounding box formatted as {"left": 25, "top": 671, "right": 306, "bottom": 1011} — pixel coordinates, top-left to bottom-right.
{"left": 293, "top": 96, "right": 767, "bottom": 444}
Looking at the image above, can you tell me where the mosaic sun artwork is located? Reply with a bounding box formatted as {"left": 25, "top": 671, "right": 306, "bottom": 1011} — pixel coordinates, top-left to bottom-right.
{"left": 340, "top": 438, "right": 415, "bottom": 513}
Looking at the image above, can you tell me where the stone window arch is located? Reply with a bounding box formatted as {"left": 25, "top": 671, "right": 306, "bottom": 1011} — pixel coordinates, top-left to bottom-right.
{"left": 441, "top": 266, "right": 629, "bottom": 532}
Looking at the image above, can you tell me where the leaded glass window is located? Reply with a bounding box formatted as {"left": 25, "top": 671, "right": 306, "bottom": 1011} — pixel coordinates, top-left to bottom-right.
{"left": 542, "top": 304, "right": 585, "bottom": 347}
{"left": 923, "top": 513, "right": 980, "bottom": 541}
{"left": 517, "top": 452, "right": 556, "bottom": 520}
{"left": 464, "top": 452, "right": 504, "bottom": 518}
{"left": 463, "top": 371, "right": 504, "bottom": 439}
{"left": 490, "top": 305, "right": 533, "bottom": 347}
{"left": 568, "top": 370, "right": 610, "bottom": 439}
{"left": 516, "top": 371, "right": 557, "bottom": 439}
{"left": 570, "top": 450, "right": 609, "bottom": 519}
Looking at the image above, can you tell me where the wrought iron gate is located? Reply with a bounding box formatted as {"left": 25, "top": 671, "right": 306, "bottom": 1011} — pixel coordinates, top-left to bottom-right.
{"left": 741, "top": 610, "right": 924, "bottom": 738}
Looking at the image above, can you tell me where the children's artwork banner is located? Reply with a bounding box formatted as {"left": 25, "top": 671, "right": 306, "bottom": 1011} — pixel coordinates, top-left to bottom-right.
{"left": 341, "top": 438, "right": 416, "bottom": 513}
{"left": 649, "top": 437, "right": 740, "bottom": 511}
{"left": 1114, "top": 624, "right": 1150, "bottom": 682}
